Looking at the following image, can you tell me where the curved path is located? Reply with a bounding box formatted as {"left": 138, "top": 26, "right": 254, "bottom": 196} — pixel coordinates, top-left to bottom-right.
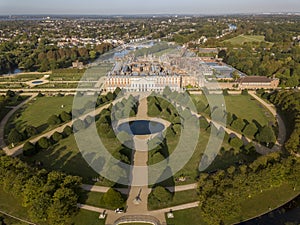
{"left": 1, "top": 95, "right": 125, "bottom": 156}
{"left": 248, "top": 91, "right": 286, "bottom": 147}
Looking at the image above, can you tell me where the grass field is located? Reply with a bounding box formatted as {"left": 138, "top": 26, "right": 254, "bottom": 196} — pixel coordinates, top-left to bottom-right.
{"left": 11, "top": 95, "right": 74, "bottom": 129}
{"left": 79, "top": 191, "right": 120, "bottom": 210}
{"left": 19, "top": 134, "right": 99, "bottom": 183}
{"left": 149, "top": 189, "right": 198, "bottom": 210}
{"left": 223, "top": 35, "right": 266, "bottom": 45}
{"left": 72, "top": 209, "right": 105, "bottom": 225}
{"left": 165, "top": 183, "right": 300, "bottom": 225}
{"left": 165, "top": 207, "right": 207, "bottom": 225}
{"left": 7, "top": 95, "right": 94, "bottom": 136}
{"left": 0, "top": 189, "right": 31, "bottom": 224}
{"left": 192, "top": 94, "right": 275, "bottom": 126}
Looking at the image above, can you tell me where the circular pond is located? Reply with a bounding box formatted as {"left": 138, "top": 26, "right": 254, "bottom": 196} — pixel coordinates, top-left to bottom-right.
{"left": 118, "top": 120, "right": 165, "bottom": 135}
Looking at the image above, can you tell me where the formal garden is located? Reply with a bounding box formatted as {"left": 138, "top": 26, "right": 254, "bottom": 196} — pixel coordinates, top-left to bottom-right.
{"left": 0, "top": 88, "right": 299, "bottom": 225}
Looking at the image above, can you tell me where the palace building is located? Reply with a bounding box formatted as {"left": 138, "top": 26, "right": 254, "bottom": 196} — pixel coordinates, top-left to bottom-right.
{"left": 105, "top": 55, "right": 207, "bottom": 92}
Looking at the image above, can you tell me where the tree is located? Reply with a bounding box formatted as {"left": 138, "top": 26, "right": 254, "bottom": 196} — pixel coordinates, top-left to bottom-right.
{"left": 229, "top": 137, "right": 244, "bottom": 149}
{"left": 256, "top": 126, "right": 276, "bottom": 146}
{"left": 151, "top": 186, "right": 172, "bottom": 202}
{"left": 47, "top": 188, "right": 78, "bottom": 225}
{"left": 8, "top": 129, "right": 23, "bottom": 144}
{"left": 23, "top": 141, "right": 37, "bottom": 156}
{"left": 6, "top": 90, "right": 16, "bottom": 98}
{"left": 73, "top": 119, "right": 86, "bottom": 132}
{"left": 102, "top": 188, "right": 124, "bottom": 209}
{"left": 63, "top": 126, "right": 73, "bottom": 137}
{"left": 232, "top": 70, "right": 240, "bottom": 81}
{"left": 47, "top": 115, "right": 61, "bottom": 126}
{"left": 222, "top": 89, "right": 229, "bottom": 96}
{"left": 89, "top": 50, "right": 97, "bottom": 59}
{"left": 37, "top": 137, "right": 49, "bottom": 149}
{"left": 60, "top": 111, "right": 71, "bottom": 122}
{"left": 231, "top": 118, "right": 245, "bottom": 131}
{"left": 25, "top": 125, "right": 38, "bottom": 138}
{"left": 243, "top": 123, "right": 258, "bottom": 138}
{"left": 51, "top": 132, "right": 63, "bottom": 143}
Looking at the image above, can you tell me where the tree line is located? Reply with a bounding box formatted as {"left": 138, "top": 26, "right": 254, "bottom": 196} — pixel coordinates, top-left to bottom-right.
{"left": 260, "top": 90, "right": 300, "bottom": 155}
{"left": 0, "top": 150, "right": 82, "bottom": 224}
{"left": 0, "top": 38, "right": 113, "bottom": 74}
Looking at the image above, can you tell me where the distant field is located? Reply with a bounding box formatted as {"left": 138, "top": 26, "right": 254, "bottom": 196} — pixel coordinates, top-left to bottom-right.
{"left": 223, "top": 35, "right": 266, "bottom": 45}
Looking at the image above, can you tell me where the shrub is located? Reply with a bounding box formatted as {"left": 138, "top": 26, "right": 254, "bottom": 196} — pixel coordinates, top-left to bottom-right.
{"left": 63, "top": 126, "right": 73, "bottom": 137}
{"left": 241, "top": 89, "right": 248, "bottom": 95}
{"left": 73, "top": 119, "right": 86, "bottom": 132}
{"left": 51, "top": 132, "right": 63, "bottom": 143}
{"left": 231, "top": 118, "right": 245, "bottom": 131}
{"left": 150, "top": 186, "right": 172, "bottom": 202}
{"left": 8, "top": 129, "right": 23, "bottom": 144}
{"left": 37, "top": 137, "right": 49, "bottom": 149}
{"left": 60, "top": 111, "right": 71, "bottom": 122}
{"left": 48, "top": 115, "right": 61, "bottom": 126}
{"left": 23, "top": 141, "right": 37, "bottom": 156}
{"left": 243, "top": 123, "right": 258, "bottom": 138}
{"left": 102, "top": 188, "right": 124, "bottom": 209}
{"left": 229, "top": 137, "right": 244, "bottom": 149}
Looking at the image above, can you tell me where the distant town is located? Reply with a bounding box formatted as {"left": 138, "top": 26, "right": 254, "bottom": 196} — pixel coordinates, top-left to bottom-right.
{"left": 0, "top": 13, "right": 299, "bottom": 225}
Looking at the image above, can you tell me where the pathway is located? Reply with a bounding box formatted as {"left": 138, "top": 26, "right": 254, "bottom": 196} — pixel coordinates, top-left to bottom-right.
{"left": 1, "top": 96, "right": 125, "bottom": 156}
{"left": 105, "top": 95, "right": 158, "bottom": 224}
{"left": 249, "top": 91, "right": 286, "bottom": 146}
{"left": 0, "top": 209, "right": 36, "bottom": 225}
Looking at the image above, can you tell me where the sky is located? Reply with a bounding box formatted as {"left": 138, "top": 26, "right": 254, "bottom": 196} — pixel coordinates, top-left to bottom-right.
{"left": 0, "top": 0, "right": 299, "bottom": 15}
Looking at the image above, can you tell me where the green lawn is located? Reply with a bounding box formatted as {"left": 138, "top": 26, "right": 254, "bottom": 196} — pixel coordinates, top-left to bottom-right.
{"left": 11, "top": 95, "right": 74, "bottom": 129}
{"left": 149, "top": 189, "right": 198, "bottom": 210}
{"left": 7, "top": 95, "right": 94, "bottom": 136}
{"left": 0, "top": 188, "right": 106, "bottom": 225}
{"left": 223, "top": 35, "right": 266, "bottom": 45}
{"left": 230, "top": 183, "right": 300, "bottom": 224}
{"left": 0, "top": 189, "right": 31, "bottom": 224}
{"left": 79, "top": 191, "right": 120, "bottom": 210}
{"left": 19, "top": 134, "right": 99, "bottom": 183}
{"left": 192, "top": 94, "right": 275, "bottom": 126}
{"left": 0, "top": 213, "right": 28, "bottom": 225}
{"left": 224, "top": 95, "right": 274, "bottom": 126}
{"left": 0, "top": 73, "right": 44, "bottom": 82}
{"left": 72, "top": 209, "right": 105, "bottom": 225}
{"left": 166, "top": 184, "right": 300, "bottom": 225}
{"left": 165, "top": 207, "right": 207, "bottom": 225}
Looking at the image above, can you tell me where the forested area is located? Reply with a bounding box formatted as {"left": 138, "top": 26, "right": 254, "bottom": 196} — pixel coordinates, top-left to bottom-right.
{"left": 0, "top": 151, "right": 82, "bottom": 224}
{"left": 221, "top": 44, "right": 300, "bottom": 87}
{"left": 0, "top": 38, "right": 113, "bottom": 74}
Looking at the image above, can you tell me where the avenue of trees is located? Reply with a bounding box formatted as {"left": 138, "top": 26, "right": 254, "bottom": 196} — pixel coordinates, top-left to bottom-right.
{"left": 0, "top": 151, "right": 82, "bottom": 224}
{"left": 194, "top": 92, "right": 276, "bottom": 147}
{"left": 263, "top": 90, "right": 300, "bottom": 154}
